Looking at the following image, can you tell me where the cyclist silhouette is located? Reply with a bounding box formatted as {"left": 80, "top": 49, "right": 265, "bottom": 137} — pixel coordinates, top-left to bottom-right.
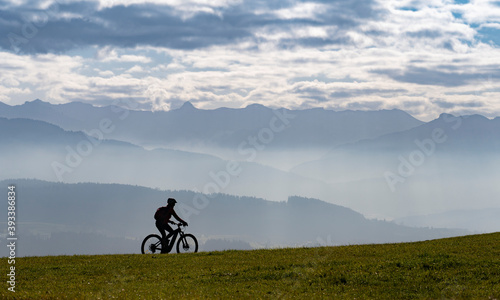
{"left": 154, "top": 198, "right": 188, "bottom": 245}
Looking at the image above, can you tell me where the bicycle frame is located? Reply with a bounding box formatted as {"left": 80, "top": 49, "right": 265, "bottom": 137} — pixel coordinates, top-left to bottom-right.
{"left": 163, "top": 228, "right": 183, "bottom": 253}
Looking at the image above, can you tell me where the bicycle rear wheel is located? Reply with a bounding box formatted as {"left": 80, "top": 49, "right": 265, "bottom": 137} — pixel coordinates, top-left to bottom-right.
{"left": 176, "top": 234, "right": 198, "bottom": 254}
{"left": 141, "top": 234, "right": 163, "bottom": 254}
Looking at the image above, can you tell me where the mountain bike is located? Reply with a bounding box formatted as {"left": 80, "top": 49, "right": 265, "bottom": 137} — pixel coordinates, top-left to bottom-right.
{"left": 141, "top": 222, "right": 198, "bottom": 254}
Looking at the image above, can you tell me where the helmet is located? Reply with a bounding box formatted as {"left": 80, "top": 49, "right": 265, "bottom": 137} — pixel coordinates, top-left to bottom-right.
{"left": 167, "top": 198, "right": 177, "bottom": 205}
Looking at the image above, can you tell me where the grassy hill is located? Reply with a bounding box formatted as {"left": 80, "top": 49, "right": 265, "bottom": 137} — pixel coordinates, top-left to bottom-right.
{"left": 5, "top": 233, "right": 500, "bottom": 299}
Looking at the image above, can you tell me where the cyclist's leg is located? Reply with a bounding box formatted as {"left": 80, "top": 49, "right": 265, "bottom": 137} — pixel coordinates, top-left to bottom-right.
{"left": 156, "top": 221, "right": 171, "bottom": 253}
{"left": 155, "top": 221, "right": 167, "bottom": 241}
{"left": 165, "top": 223, "right": 174, "bottom": 239}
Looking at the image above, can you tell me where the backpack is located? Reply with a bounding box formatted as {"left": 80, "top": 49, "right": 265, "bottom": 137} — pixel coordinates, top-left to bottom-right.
{"left": 154, "top": 206, "right": 168, "bottom": 221}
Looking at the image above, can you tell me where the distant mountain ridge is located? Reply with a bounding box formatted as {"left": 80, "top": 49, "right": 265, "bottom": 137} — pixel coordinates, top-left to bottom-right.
{"left": 0, "top": 99, "right": 424, "bottom": 149}
{"left": 331, "top": 112, "right": 500, "bottom": 154}
{"left": 0, "top": 117, "right": 336, "bottom": 202}
{"left": 292, "top": 112, "right": 500, "bottom": 183}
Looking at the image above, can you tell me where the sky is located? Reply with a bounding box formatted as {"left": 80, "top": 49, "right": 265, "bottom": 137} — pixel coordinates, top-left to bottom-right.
{"left": 0, "top": 0, "right": 500, "bottom": 121}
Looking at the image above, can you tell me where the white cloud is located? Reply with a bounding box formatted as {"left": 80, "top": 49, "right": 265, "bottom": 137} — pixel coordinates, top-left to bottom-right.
{"left": 96, "top": 46, "right": 152, "bottom": 63}
{"left": 274, "top": 2, "right": 329, "bottom": 20}
{"left": 478, "top": 22, "right": 500, "bottom": 30}
{"left": 458, "top": 0, "right": 500, "bottom": 24}
{"left": 98, "top": 70, "right": 115, "bottom": 77}
{"left": 126, "top": 65, "right": 145, "bottom": 73}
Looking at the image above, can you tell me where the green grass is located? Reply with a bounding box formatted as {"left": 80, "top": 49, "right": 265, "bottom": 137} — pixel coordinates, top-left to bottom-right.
{"left": 4, "top": 233, "right": 500, "bottom": 299}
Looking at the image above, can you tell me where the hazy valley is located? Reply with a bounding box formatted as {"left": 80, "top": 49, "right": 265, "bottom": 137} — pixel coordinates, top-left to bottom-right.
{"left": 1, "top": 100, "right": 499, "bottom": 255}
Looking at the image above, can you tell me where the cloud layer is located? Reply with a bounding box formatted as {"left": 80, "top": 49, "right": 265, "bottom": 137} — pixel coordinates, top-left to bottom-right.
{"left": 1, "top": 0, "right": 500, "bottom": 120}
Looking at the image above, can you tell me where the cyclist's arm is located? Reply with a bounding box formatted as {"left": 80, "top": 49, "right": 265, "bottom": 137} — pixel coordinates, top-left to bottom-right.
{"left": 171, "top": 210, "right": 186, "bottom": 224}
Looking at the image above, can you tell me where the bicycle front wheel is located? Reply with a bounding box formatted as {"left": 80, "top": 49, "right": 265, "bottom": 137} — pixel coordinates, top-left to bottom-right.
{"left": 141, "top": 234, "right": 163, "bottom": 254}
{"left": 176, "top": 234, "right": 198, "bottom": 254}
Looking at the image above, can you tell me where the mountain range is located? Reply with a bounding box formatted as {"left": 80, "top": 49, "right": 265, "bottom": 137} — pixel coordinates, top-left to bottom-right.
{"left": 0, "top": 99, "right": 426, "bottom": 170}
{"left": 0, "top": 116, "right": 336, "bottom": 201}
{"left": 1, "top": 99, "right": 499, "bottom": 235}
{"left": 0, "top": 99, "right": 423, "bottom": 151}
{"left": 292, "top": 113, "right": 500, "bottom": 182}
